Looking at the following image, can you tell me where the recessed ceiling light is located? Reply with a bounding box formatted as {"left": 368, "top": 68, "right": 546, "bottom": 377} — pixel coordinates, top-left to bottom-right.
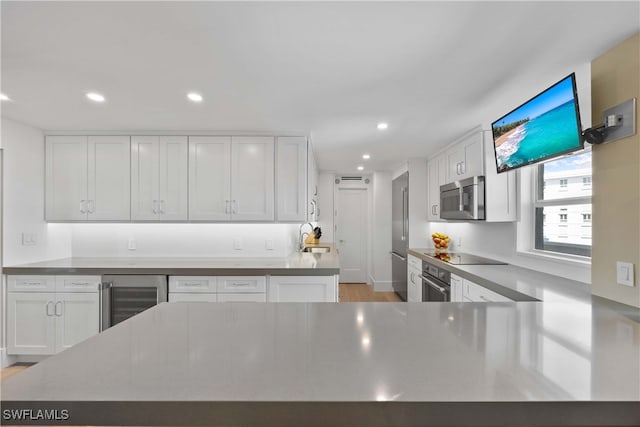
{"left": 0, "top": 93, "right": 10, "bottom": 101}
{"left": 357, "top": 166, "right": 364, "bottom": 171}
{"left": 377, "top": 122, "right": 388, "bottom": 130}
{"left": 362, "top": 154, "right": 371, "bottom": 160}
{"left": 187, "top": 92, "right": 203, "bottom": 102}
{"left": 86, "top": 92, "right": 105, "bottom": 102}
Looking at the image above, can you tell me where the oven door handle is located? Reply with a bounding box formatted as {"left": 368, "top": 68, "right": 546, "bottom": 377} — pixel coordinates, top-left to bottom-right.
{"left": 420, "top": 276, "right": 447, "bottom": 294}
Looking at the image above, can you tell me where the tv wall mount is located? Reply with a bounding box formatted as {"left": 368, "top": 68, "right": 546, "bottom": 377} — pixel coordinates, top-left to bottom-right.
{"left": 582, "top": 98, "right": 636, "bottom": 145}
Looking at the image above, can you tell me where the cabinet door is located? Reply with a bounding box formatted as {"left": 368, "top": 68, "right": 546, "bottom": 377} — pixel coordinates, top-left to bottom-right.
{"left": 188, "top": 136, "right": 231, "bottom": 220}
{"left": 159, "top": 136, "right": 188, "bottom": 220}
{"left": 87, "top": 136, "right": 131, "bottom": 220}
{"left": 427, "top": 155, "right": 447, "bottom": 221}
{"left": 460, "top": 133, "right": 484, "bottom": 179}
{"left": 231, "top": 137, "right": 275, "bottom": 221}
{"left": 55, "top": 292, "right": 100, "bottom": 353}
{"left": 45, "top": 136, "right": 88, "bottom": 221}
{"left": 446, "top": 147, "right": 466, "bottom": 183}
{"left": 268, "top": 276, "right": 337, "bottom": 302}
{"left": 7, "top": 292, "right": 56, "bottom": 355}
{"left": 218, "top": 293, "right": 266, "bottom": 302}
{"left": 407, "top": 267, "right": 422, "bottom": 302}
{"left": 131, "top": 136, "right": 161, "bottom": 220}
{"left": 450, "top": 274, "right": 463, "bottom": 302}
{"left": 276, "top": 137, "right": 307, "bottom": 222}
{"left": 307, "top": 144, "right": 318, "bottom": 221}
{"left": 169, "top": 293, "right": 217, "bottom": 303}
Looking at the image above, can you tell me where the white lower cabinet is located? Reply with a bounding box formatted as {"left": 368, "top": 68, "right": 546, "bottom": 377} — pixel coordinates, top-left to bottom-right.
{"left": 462, "top": 278, "right": 512, "bottom": 302}
{"left": 7, "top": 276, "right": 100, "bottom": 355}
{"left": 169, "top": 293, "right": 218, "bottom": 303}
{"left": 218, "top": 293, "right": 267, "bottom": 303}
{"left": 407, "top": 255, "right": 423, "bottom": 302}
{"left": 268, "top": 276, "right": 338, "bottom": 302}
{"left": 450, "top": 274, "right": 464, "bottom": 302}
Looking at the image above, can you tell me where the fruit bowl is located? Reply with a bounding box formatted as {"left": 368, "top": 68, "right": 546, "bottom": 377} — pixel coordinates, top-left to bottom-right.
{"left": 431, "top": 232, "right": 451, "bottom": 252}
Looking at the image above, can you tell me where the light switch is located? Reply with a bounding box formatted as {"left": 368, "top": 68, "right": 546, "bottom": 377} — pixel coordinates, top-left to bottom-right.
{"left": 616, "top": 261, "right": 634, "bottom": 287}
{"left": 265, "top": 239, "right": 275, "bottom": 251}
{"left": 128, "top": 238, "right": 136, "bottom": 251}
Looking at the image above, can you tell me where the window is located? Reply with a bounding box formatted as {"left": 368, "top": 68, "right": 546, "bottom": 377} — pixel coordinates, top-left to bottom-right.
{"left": 535, "top": 151, "right": 592, "bottom": 257}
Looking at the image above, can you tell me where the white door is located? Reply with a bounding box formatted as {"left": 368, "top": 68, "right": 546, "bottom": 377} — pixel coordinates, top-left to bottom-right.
{"left": 45, "top": 136, "right": 88, "bottom": 221}
{"left": 336, "top": 188, "right": 368, "bottom": 283}
{"left": 87, "top": 136, "right": 131, "bottom": 220}
{"left": 7, "top": 292, "right": 56, "bottom": 355}
{"left": 231, "top": 136, "right": 274, "bottom": 221}
{"left": 159, "top": 136, "right": 188, "bottom": 220}
{"left": 55, "top": 292, "right": 100, "bottom": 353}
{"left": 275, "top": 137, "right": 307, "bottom": 222}
{"left": 131, "top": 136, "right": 161, "bottom": 220}
{"left": 188, "top": 136, "right": 231, "bottom": 220}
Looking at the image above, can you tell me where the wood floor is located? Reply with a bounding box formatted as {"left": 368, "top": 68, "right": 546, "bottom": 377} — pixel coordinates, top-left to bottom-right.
{"left": 339, "top": 283, "right": 402, "bottom": 302}
{"left": 1, "top": 363, "right": 31, "bottom": 380}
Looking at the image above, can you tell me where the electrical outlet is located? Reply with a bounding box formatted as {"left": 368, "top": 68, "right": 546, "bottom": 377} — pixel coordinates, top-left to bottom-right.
{"left": 457, "top": 236, "right": 462, "bottom": 248}
{"left": 234, "top": 238, "right": 243, "bottom": 250}
{"left": 616, "top": 261, "right": 634, "bottom": 287}
{"left": 128, "top": 238, "right": 136, "bottom": 251}
{"left": 265, "top": 239, "right": 275, "bottom": 251}
{"left": 21, "top": 233, "right": 37, "bottom": 246}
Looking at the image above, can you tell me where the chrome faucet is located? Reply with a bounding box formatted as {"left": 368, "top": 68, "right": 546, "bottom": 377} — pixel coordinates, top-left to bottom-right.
{"left": 299, "top": 222, "right": 314, "bottom": 250}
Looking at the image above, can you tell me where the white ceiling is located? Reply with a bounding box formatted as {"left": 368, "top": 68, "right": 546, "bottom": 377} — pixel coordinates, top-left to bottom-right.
{"left": 2, "top": 1, "right": 639, "bottom": 173}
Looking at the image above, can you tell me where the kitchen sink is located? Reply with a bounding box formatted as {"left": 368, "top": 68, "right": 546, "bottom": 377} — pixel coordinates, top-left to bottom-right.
{"left": 301, "top": 246, "right": 331, "bottom": 253}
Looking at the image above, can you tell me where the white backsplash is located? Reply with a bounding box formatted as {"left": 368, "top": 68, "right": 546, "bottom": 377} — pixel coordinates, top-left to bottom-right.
{"left": 70, "top": 223, "right": 301, "bottom": 258}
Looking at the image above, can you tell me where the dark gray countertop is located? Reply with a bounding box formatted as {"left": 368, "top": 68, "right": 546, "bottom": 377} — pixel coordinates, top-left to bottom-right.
{"left": 2, "top": 301, "right": 639, "bottom": 426}
{"left": 2, "top": 247, "right": 340, "bottom": 276}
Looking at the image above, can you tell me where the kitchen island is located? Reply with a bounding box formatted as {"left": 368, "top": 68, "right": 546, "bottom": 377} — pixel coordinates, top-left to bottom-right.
{"left": 2, "top": 299, "right": 639, "bottom": 426}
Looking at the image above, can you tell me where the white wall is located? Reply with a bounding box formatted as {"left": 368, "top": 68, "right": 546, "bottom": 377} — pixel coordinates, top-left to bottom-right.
{"left": 1, "top": 118, "right": 73, "bottom": 265}
{"left": 70, "top": 223, "right": 299, "bottom": 258}
{"left": 370, "top": 171, "right": 392, "bottom": 290}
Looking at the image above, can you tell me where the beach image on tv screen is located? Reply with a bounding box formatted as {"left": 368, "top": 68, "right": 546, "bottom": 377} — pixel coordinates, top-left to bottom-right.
{"left": 492, "top": 76, "right": 581, "bottom": 172}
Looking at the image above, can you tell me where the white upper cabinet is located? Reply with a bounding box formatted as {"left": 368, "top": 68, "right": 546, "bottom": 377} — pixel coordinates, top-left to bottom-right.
{"left": 189, "top": 136, "right": 274, "bottom": 221}
{"left": 427, "top": 155, "right": 447, "bottom": 221}
{"left": 132, "top": 136, "right": 188, "bottom": 221}
{"left": 230, "top": 136, "right": 275, "bottom": 221}
{"left": 46, "top": 135, "right": 130, "bottom": 221}
{"left": 276, "top": 137, "right": 307, "bottom": 222}
{"left": 482, "top": 130, "right": 517, "bottom": 222}
{"left": 46, "top": 136, "right": 88, "bottom": 221}
{"left": 188, "top": 136, "right": 232, "bottom": 220}
{"left": 446, "top": 131, "right": 484, "bottom": 182}
{"left": 307, "top": 143, "right": 319, "bottom": 222}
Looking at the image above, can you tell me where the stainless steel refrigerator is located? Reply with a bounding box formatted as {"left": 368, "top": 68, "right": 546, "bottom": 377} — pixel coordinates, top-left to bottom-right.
{"left": 392, "top": 172, "right": 409, "bottom": 301}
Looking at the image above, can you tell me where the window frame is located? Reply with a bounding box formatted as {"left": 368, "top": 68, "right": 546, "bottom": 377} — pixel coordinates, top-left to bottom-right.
{"left": 533, "top": 152, "right": 592, "bottom": 258}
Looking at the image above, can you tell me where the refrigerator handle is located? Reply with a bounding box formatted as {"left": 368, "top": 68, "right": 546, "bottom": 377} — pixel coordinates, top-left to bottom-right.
{"left": 401, "top": 187, "right": 406, "bottom": 241}
{"left": 403, "top": 186, "right": 409, "bottom": 242}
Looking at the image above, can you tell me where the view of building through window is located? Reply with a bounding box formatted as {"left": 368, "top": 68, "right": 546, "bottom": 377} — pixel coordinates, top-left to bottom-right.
{"left": 535, "top": 151, "right": 592, "bottom": 257}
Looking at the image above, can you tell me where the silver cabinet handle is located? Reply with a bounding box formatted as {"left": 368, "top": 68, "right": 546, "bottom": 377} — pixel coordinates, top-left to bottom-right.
{"left": 46, "top": 301, "right": 54, "bottom": 316}
{"left": 152, "top": 200, "right": 158, "bottom": 214}
{"left": 80, "top": 200, "right": 87, "bottom": 214}
{"left": 310, "top": 200, "right": 316, "bottom": 216}
{"left": 410, "top": 272, "right": 415, "bottom": 283}
{"left": 160, "top": 200, "right": 166, "bottom": 214}
{"left": 225, "top": 200, "right": 230, "bottom": 214}
{"left": 55, "top": 301, "right": 63, "bottom": 317}
{"left": 232, "top": 200, "right": 238, "bottom": 214}
{"left": 88, "top": 199, "right": 95, "bottom": 214}
{"left": 391, "top": 252, "right": 406, "bottom": 261}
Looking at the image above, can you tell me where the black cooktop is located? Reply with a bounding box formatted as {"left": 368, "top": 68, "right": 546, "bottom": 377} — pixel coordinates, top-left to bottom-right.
{"left": 424, "top": 251, "right": 507, "bottom": 265}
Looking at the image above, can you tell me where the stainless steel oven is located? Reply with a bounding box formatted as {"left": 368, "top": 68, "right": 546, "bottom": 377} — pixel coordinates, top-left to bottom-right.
{"left": 421, "top": 261, "right": 451, "bottom": 302}
{"left": 100, "top": 275, "right": 167, "bottom": 331}
{"left": 440, "top": 176, "right": 485, "bottom": 220}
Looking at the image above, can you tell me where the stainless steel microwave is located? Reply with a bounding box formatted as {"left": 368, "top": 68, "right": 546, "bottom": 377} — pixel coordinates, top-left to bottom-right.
{"left": 440, "top": 176, "right": 485, "bottom": 220}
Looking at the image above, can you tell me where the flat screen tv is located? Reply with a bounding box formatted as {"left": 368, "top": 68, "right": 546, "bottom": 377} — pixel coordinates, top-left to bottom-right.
{"left": 491, "top": 73, "right": 583, "bottom": 173}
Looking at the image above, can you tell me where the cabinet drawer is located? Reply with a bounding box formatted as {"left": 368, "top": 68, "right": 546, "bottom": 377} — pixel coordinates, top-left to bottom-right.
{"left": 407, "top": 255, "right": 422, "bottom": 270}
{"left": 169, "top": 276, "right": 217, "bottom": 293}
{"left": 8, "top": 276, "right": 55, "bottom": 292}
{"left": 55, "top": 276, "right": 101, "bottom": 292}
{"left": 218, "top": 293, "right": 267, "bottom": 302}
{"left": 464, "top": 281, "right": 512, "bottom": 302}
{"left": 169, "top": 292, "right": 218, "bottom": 303}
{"left": 217, "top": 276, "right": 266, "bottom": 293}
